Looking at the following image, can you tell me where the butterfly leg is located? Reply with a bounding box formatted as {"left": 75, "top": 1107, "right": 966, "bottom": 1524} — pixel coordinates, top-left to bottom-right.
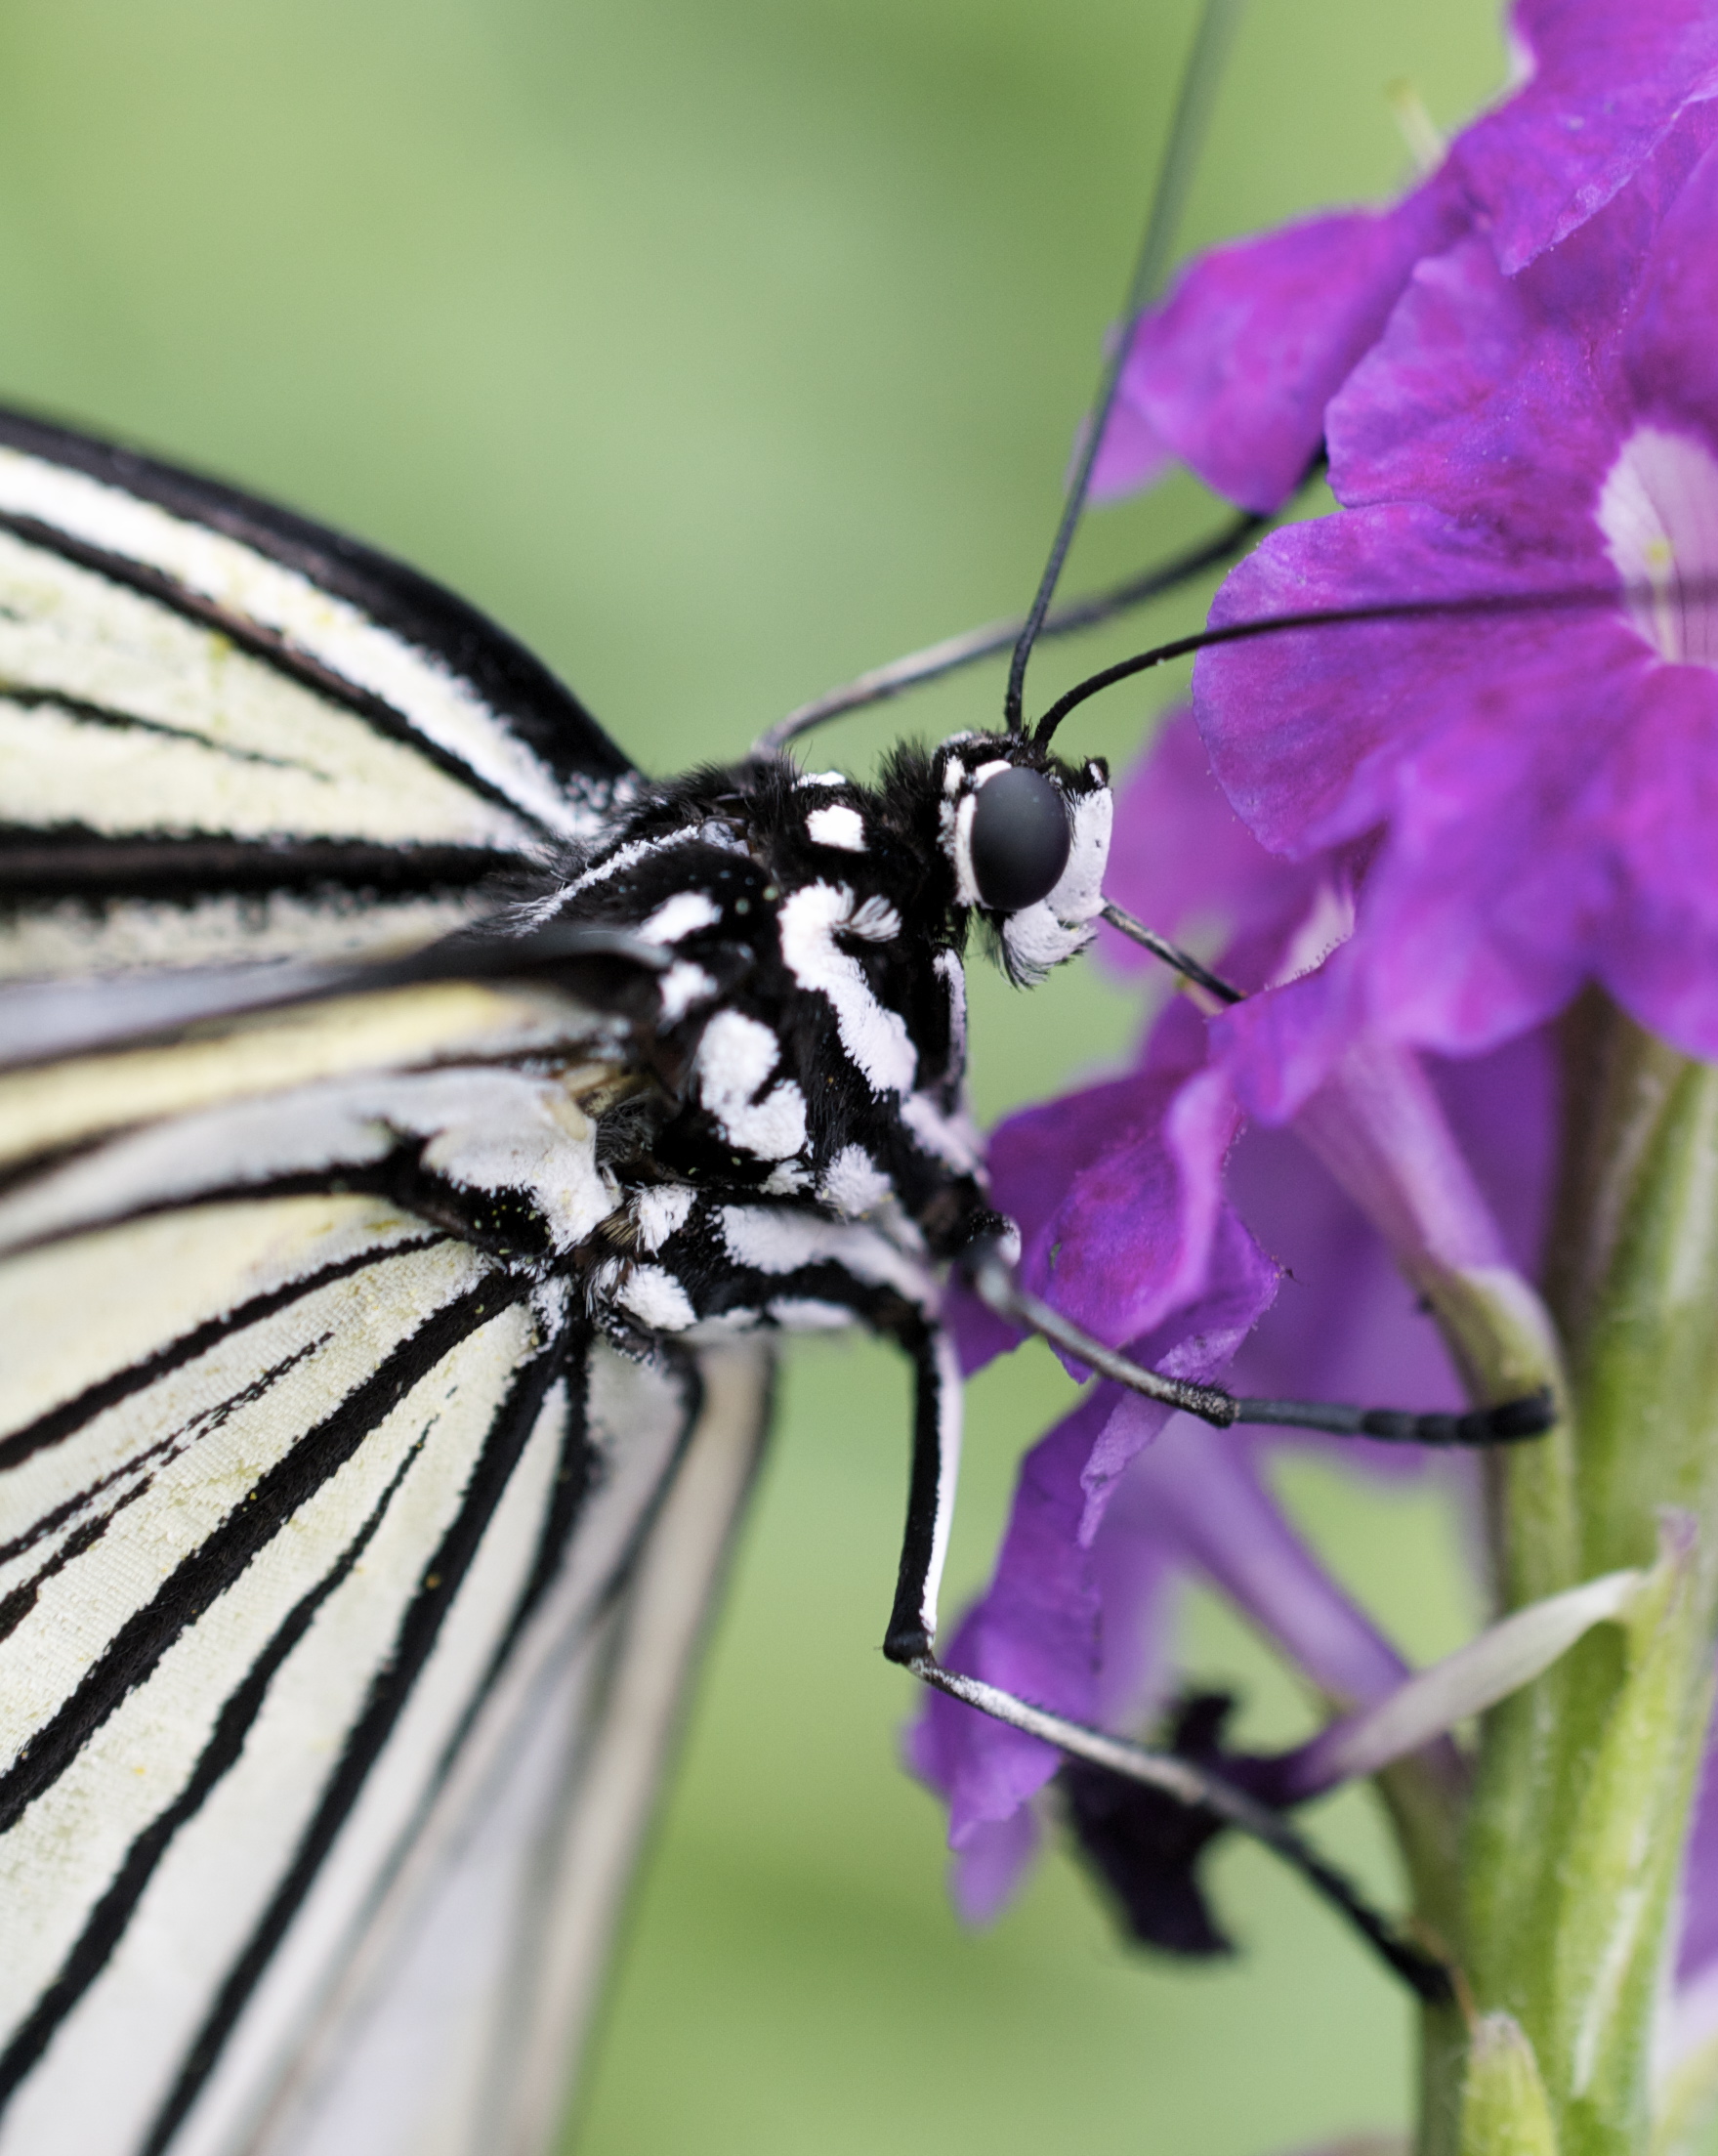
{"left": 881, "top": 1324, "right": 964, "bottom": 1666}
{"left": 965, "top": 1246, "right": 1556, "bottom": 1447}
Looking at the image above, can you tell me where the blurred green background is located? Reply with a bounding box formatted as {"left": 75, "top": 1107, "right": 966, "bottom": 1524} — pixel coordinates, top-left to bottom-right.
{"left": 0, "top": 2, "right": 1514, "bottom": 2148}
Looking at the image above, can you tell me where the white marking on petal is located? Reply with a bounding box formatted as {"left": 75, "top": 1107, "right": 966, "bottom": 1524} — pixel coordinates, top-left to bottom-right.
{"left": 1597, "top": 425, "right": 1718, "bottom": 665}
{"left": 617, "top": 1264, "right": 697, "bottom": 1331}
{"left": 776, "top": 883, "right": 916, "bottom": 1097}
{"left": 632, "top": 1183, "right": 696, "bottom": 1252}
{"left": 693, "top": 1009, "right": 809, "bottom": 1161}
{"left": 805, "top": 803, "right": 867, "bottom": 852}
{"left": 1268, "top": 876, "right": 1356, "bottom": 989}
{"left": 639, "top": 890, "right": 721, "bottom": 944}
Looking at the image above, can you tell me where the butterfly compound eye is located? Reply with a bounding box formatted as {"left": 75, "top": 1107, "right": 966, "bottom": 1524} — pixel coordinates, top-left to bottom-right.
{"left": 969, "top": 765, "right": 1071, "bottom": 912}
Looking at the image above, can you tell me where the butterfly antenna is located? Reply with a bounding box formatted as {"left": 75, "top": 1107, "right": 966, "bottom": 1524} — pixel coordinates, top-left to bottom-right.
{"left": 1002, "top": 0, "right": 1246, "bottom": 736}
{"left": 1030, "top": 575, "right": 1697, "bottom": 746}
{"left": 756, "top": 504, "right": 1264, "bottom": 754}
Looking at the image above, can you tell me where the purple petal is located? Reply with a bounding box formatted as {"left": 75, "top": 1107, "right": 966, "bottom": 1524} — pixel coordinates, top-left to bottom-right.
{"left": 1222, "top": 1111, "right": 1464, "bottom": 1426}
{"left": 1453, "top": 0, "right": 1718, "bottom": 273}
{"left": 945, "top": 1807, "right": 1043, "bottom": 1927}
{"left": 1099, "top": 706, "right": 1329, "bottom": 995}
{"left": 1115, "top": 1414, "right": 1410, "bottom": 1711}
{"left": 1677, "top": 1694, "right": 1718, "bottom": 1987}
{"left": 1621, "top": 137, "right": 1718, "bottom": 428}
{"left": 1326, "top": 236, "right": 1626, "bottom": 524}
{"left": 1290, "top": 1035, "right": 1507, "bottom": 1278}
{"left": 950, "top": 1034, "right": 1272, "bottom": 1378}
{"left": 905, "top": 1388, "right": 1118, "bottom": 1848}
{"left": 1093, "top": 181, "right": 1467, "bottom": 513}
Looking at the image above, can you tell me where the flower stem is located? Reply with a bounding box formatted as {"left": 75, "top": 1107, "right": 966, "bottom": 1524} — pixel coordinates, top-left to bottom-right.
{"left": 1460, "top": 996, "right": 1718, "bottom": 2156}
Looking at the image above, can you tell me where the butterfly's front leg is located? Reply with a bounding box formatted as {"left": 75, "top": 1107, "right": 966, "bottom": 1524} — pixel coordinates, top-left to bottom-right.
{"left": 594, "top": 1181, "right": 968, "bottom": 1662}
{"left": 881, "top": 1321, "right": 963, "bottom": 1666}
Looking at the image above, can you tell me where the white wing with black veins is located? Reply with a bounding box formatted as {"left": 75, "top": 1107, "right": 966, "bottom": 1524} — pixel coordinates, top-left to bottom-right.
{"left": 0, "top": 411, "right": 772, "bottom": 2156}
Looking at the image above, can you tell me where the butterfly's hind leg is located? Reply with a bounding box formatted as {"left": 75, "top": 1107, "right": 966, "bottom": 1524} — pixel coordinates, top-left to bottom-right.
{"left": 870, "top": 1287, "right": 1458, "bottom": 2003}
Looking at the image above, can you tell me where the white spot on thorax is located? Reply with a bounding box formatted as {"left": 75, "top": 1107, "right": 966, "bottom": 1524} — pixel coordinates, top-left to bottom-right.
{"left": 693, "top": 1008, "right": 809, "bottom": 1160}
{"left": 640, "top": 890, "right": 721, "bottom": 943}
{"left": 1597, "top": 426, "right": 1718, "bottom": 665}
{"left": 935, "top": 950, "right": 968, "bottom": 1076}
{"left": 846, "top": 895, "right": 900, "bottom": 943}
{"left": 776, "top": 882, "right": 916, "bottom": 1097}
{"left": 901, "top": 1090, "right": 984, "bottom": 1174}
{"left": 806, "top": 803, "right": 867, "bottom": 852}
{"left": 632, "top": 1183, "right": 696, "bottom": 1251}
{"left": 717, "top": 1205, "right": 931, "bottom": 1304}
{"left": 820, "top": 1144, "right": 893, "bottom": 1217}
{"left": 616, "top": 1264, "right": 697, "bottom": 1332}
{"left": 657, "top": 961, "right": 716, "bottom": 1024}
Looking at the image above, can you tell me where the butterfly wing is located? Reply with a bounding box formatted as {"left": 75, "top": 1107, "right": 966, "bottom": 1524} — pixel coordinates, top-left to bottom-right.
{"left": 0, "top": 416, "right": 769, "bottom": 2156}
{"left": 0, "top": 404, "right": 634, "bottom": 982}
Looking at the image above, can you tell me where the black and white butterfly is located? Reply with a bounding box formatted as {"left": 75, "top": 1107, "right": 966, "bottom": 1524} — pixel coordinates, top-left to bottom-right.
{"left": 0, "top": 385, "right": 1185, "bottom": 2156}
{"left": 0, "top": 5, "right": 1569, "bottom": 2141}
{"left": 0, "top": 322, "right": 1566, "bottom": 2153}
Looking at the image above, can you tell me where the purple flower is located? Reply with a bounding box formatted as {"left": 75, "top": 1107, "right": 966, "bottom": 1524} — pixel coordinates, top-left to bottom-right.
{"left": 1198, "top": 117, "right": 1718, "bottom": 1098}
{"left": 913, "top": 712, "right": 1559, "bottom": 1923}
{"left": 1091, "top": 0, "right": 1718, "bottom": 512}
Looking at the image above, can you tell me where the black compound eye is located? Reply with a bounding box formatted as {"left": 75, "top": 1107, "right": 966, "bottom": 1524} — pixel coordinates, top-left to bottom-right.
{"left": 968, "top": 765, "right": 1071, "bottom": 912}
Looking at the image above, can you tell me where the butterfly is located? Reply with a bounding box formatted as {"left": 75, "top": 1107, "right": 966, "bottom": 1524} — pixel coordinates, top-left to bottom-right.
{"left": 0, "top": 6, "right": 1566, "bottom": 2147}
{"left": 0, "top": 396, "right": 1192, "bottom": 2156}
{"left": 0, "top": 348, "right": 1568, "bottom": 2156}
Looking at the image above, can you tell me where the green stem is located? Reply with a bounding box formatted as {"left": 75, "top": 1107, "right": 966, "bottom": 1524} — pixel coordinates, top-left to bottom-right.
{"left": 1458, "top": 997, "right": 1718, "bottom": 2156}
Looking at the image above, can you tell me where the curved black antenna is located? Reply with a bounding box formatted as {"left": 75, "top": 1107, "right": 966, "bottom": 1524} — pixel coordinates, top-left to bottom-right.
{"left": 1032, "top": 576, "right": 1658, "bottom": 746}
{"left": 755, "top": 505, "right": 1263, "bottom": 754}
{"left": 1003, "top": 0, "right": 1246, "bottom": 735}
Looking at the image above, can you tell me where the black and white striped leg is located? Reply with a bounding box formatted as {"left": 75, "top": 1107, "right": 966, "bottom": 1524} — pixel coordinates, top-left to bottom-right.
{"left": 882, "top": 1326, "right": 964, "bottom": 1665}
{"left": 904, "top": 1661, "right": 1453, "bottom": 2003}
{"left": 967, "top": 1251, "right": 1556, "bottom": 1447}
{"left": 847, "top": 1287, "right": 1452, "bottom": 1997}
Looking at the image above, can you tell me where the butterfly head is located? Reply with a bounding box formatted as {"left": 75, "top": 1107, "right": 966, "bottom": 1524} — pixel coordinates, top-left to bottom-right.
{"left": 931, "top": 733, "right": 1111, "bottom": 986}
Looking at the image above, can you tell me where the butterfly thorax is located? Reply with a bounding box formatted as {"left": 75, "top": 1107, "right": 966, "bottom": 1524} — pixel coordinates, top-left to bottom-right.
{"left": 525, "top": 735, "right": 1111, "bottom": 1332}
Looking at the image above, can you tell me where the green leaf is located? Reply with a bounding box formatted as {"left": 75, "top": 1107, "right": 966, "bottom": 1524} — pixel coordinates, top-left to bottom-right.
{"left": 1460, "top": 2015, "right": 1559, "bottom": 2156}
